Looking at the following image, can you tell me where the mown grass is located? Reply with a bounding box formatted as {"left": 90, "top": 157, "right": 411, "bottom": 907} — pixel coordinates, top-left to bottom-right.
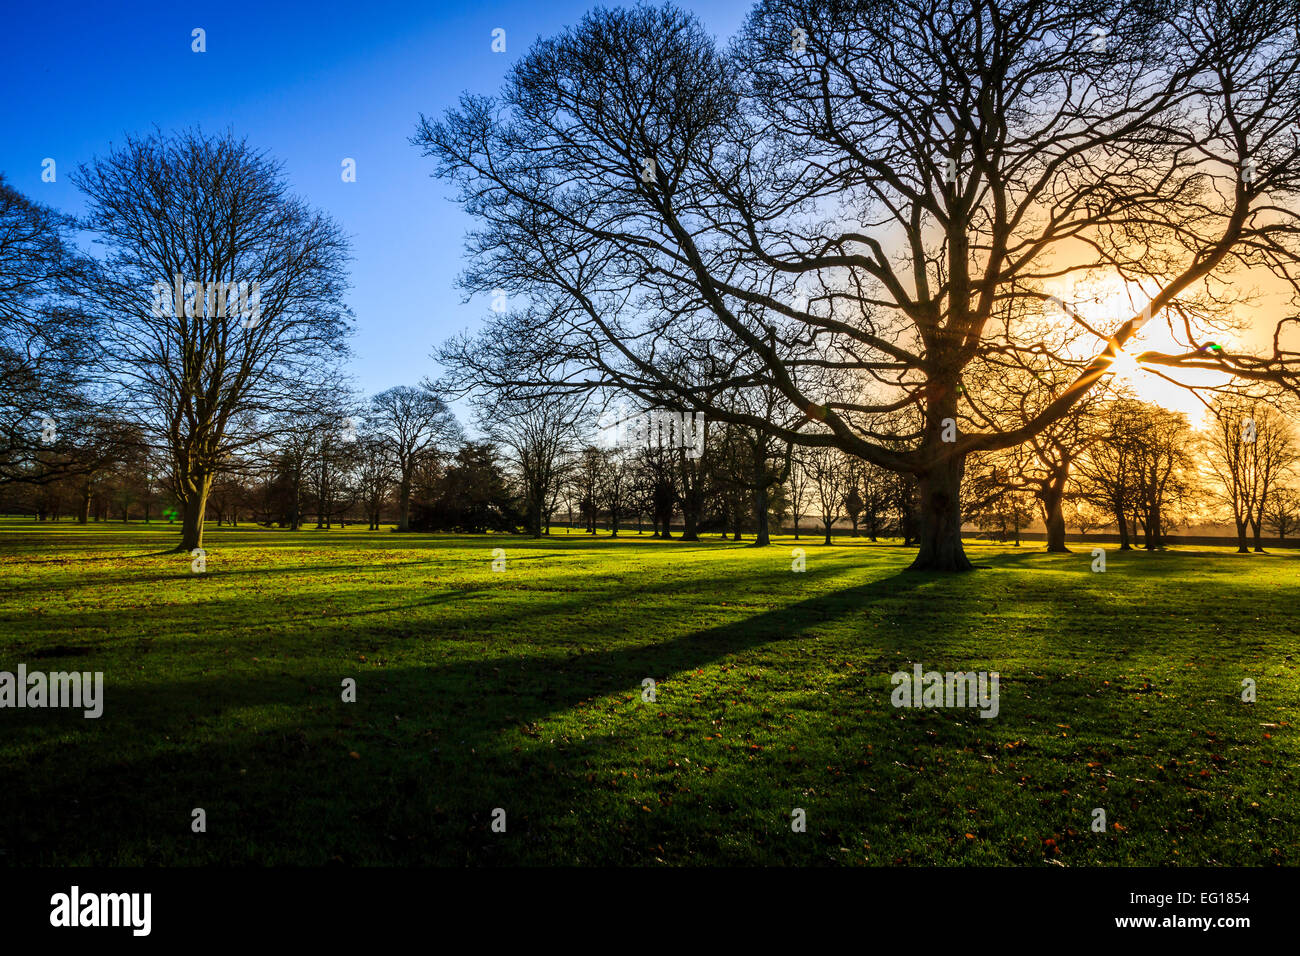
{"left": 0, "top": 518, "right": 1297, "bottom": 866}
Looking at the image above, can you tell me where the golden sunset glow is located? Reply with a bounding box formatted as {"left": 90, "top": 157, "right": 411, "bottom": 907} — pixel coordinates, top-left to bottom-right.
{"left": 1050, "top": 276, "right": 1235, "bottom": 425}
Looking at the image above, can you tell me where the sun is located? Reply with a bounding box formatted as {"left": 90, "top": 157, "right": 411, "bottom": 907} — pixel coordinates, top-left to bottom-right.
{"left": 1048, "top": 275, "right": 1232, "bottom": 424}
{"left": 1107, "top": 347, "right": 1140, "bottom": 379}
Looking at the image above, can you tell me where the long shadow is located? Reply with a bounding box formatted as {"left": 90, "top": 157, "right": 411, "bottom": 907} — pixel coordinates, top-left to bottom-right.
{"left": 0, "top": 554, "right": 1170, "bottom": 661}
{"left": 0, "top": 559, "right": 864, "bottom": 657}
{"left": 2, "top": 539, "right": 781, "bottom": 595}
{"left": 5, "top": 565, "right": 1291, "bottom": 865}
{"left": 1, "top": 570, "right": 931, "bottom": 864}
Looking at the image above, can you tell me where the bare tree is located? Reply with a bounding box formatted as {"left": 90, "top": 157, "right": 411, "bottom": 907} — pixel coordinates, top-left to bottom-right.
{"left": 73, "top": 129, "right": 351, "bottom": 550}
{"left": 1132, "top": 405, "right": 1199, "bottom": 550}
{"left": 671, "top": 422, "right": 712, "bottom": 541}
{"left": 422, "top": 1, "right": 1300, "bottom": 571}
{"left": 572, "top": 444, "right": 606, "bottom": 533}
{"left": 704, "top": 385, "right": 795, "bottom": 546}
{"left": 856, "top": 458, "right": 895, "bottom": 542}
{"left": 1077, "top": 397, "right": 1148, "bottom": 550}
{"left": 1065, "top": 497, "right": 1108, "bottom": 539}
{"left": 369, "top": 386, "right": 460, "bottom": 532}
{"left": 1206, "top": 396, "right": 1297, "bottom": 551}
{"left": 57, "top": 414, "right": 145, "bottom": 522}
{"left": 270, "top": 412, "right": 319, "bottom": 532}
{"left": 1265, "top": 485, "right": 1300, "bottom": 541}
{"left": 843, "top": 458, "right": 865, "bottom": 537}
{"left": 964, "top": 307, "right": 1105, "bottom": 553}
{"left": 480, "top": 394, "right": 576, "bottom": 537}
{"left": 786, "top": 453, "right": 813, "bottom": 540}
{"left": 968, "top": 484, "right": 1037, "bottom": 546}
{"left": 805, "top": 446, "right": 848, "bottom": 545}
{"left": 308, "top": 419, "right": 357, "bottom": 529}
{"left": 598, "top": 448, "right": 634, "bottom": 536}
{"left": 355, "top": 433, "right": 393, "bottom": 530}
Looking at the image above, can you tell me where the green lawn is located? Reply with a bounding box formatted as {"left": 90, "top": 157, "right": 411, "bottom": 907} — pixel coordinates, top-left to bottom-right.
{"left": 1, "top": 518, "right": 1297, "bottom": 866}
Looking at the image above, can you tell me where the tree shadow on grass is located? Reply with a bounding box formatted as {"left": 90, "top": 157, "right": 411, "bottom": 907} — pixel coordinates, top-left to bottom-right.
{"left": 2, "top": 569, "right": 943, "bottom": 864}
{"left": 1, "top": 551, "right": 866, "bottom": 647}
{"left": 5, "top": 561, "right": 1293, "bottom": 866}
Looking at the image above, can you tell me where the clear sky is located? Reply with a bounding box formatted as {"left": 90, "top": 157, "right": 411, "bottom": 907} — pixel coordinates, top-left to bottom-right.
{"left": 5, "top": 0, "right": 1286, "bottom": 428}
{"left": 0, "top": 0, "right": 751, "bottom": 403}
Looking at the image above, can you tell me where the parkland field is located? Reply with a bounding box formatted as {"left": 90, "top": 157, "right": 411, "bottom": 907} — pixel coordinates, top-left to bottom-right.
{"left": 1, "top": 519, "right": 1297, "bottom": 866}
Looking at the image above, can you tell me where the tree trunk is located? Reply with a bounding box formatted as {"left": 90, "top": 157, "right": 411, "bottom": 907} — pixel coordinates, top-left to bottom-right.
{"left": 178, "top": 489, "right": 210, "bottom": 551}
{"left": 397, "top": 479, "right": 412, "bottom": 532}
{"left": 1043, "top": 475, "right": 1070, "bottom": 553}
{"left": 681, "top": 504, "right": 699, "bottom": 541}
{"left": 752, "top": 483, "right": 770, "bottom": 546}
{"left": 908, "top": 455, "right": 973, "bottom": 572}
{"left": 290, "top": 479, "right": 302, "bottom": 531}
{"left": 1143, "top": 507, "right": 1158, "bottom": 550}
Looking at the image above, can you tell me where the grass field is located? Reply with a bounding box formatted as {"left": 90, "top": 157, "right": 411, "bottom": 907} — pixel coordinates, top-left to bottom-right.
{"left": 1, "top": 518, "right": 1297, "bottom": 866}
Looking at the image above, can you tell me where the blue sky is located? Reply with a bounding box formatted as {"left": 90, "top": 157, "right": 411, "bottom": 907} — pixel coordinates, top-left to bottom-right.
{"left": 0, "top": 0, "right": 750, "bottom": 403}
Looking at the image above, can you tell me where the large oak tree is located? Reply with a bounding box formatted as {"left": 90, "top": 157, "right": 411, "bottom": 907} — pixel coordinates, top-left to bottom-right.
{"left": 421, "top": 0, "right": 1300, "bottom": 570}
